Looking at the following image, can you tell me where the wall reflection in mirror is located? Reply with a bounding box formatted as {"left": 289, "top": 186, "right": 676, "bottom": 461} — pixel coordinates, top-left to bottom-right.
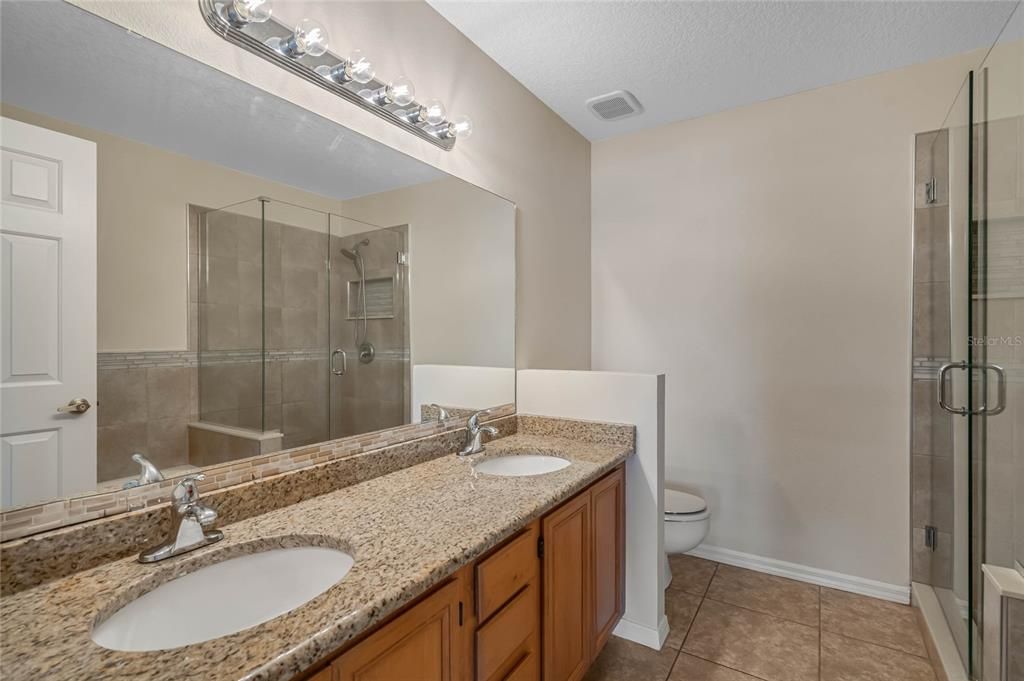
{"left": 0, "top": 0, "right": 515, "bottom": 510}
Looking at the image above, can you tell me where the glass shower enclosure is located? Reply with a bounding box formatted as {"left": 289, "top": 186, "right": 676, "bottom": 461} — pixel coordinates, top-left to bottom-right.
{"left": 911, "top": 4, "right": 1023, "bottom": 677}
{"left": 195, "top": 197, "right": 410, "bottom": 464}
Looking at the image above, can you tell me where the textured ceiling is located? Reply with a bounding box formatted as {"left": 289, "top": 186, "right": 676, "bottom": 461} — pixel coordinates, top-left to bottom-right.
{"left": 429, "top": 0, "right": 1020, "bottom": 140}
{"left": 0, "top": 1, "right": 445, "bottom": 201}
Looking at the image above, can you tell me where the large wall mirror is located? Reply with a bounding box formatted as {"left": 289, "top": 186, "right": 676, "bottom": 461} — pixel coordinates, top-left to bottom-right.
{"left": 0, "top": 1, "right": 515, "bottom": 513}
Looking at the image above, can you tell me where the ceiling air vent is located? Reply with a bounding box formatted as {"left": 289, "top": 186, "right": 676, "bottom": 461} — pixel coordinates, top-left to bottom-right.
{"left": 586, "top": 90, "right": 643, "bottom": 122}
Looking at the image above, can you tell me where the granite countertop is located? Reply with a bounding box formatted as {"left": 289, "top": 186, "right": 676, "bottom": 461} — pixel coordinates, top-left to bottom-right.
{"left": 0, "top": 432, "right": 632, "bottom": 681}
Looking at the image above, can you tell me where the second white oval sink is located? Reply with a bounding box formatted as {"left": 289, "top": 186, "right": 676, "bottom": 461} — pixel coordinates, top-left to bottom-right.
{"left": 92, "top": 546, "right": 353, "bottom": 651}
{"left": 474, "top": 455, "right": 571, "bottom": 477}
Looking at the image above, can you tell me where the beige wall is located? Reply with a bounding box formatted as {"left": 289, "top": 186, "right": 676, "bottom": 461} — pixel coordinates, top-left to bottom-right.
{"left": 0, "top": 103, "right": 350, "bottom": 352}
{"left": 340, "top": 178, "right": 516, "bottom": 368}
{"left": 70, "top": 0, "right": 592, "bottom": 370}
{"left": 591, "top": 49, "right": 987, "bottom": 587}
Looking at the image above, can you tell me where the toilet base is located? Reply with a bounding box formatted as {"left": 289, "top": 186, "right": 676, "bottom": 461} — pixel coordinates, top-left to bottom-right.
{"left": 663, "top": 514, "right": 710, "bottom": 590}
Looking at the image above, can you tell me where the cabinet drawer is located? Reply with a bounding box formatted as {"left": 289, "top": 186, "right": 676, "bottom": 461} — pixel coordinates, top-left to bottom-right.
{"left": 503, "top": 651, "right": 540, "bottom": 681}
{"left": 476, "top": 583, "right": 538, "bottom": 681}
{"left": 476, "top": 523, "right": 539, "bottom": 622}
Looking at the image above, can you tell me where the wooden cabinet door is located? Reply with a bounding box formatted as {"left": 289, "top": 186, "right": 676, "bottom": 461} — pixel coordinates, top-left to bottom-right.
{"left": 542, "top": 491, "right": 592, "bottom": 681}
{"left": 307, "top": 669, "right": 332, "bottom": 681}
{"left": 332, "top": 579, "right": 463, "bottom": 681}
{"left": 590, "top": 467, "right": 625, "bottom": 657}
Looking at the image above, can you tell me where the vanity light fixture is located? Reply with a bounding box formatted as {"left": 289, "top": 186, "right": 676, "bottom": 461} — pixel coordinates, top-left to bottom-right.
{"left": 446, "top": 114, "right": 474, "bottom": 139}
{"left": 314, "top": 49, "right": 375, "bottom": 85}
{"left": 409, "top": 99, "right": 447, "bottom": 126}
{"left": 426, "top": 114, "right": 474, "bottom": 140}
{"left": 224, "top": 0, "right": 273, "bottom": 27}
{"left": 369, "top": 77, "right": 416, "bottom": 107}
{"left": 268, "top": 17, "right": 330, "bottom": 58}
{"left": 200, "top": 1, "right": 473, "bottom": 150}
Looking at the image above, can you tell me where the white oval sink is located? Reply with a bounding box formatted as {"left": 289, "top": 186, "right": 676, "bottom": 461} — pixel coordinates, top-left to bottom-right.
{"left": 474, "top": 454, "right": 571, "bottom": 477}
{"left": 92, "top": 546, "right": 353, "bottom": 651}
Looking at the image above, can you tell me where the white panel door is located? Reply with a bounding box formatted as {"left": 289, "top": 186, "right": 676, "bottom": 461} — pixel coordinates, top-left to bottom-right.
{"left": 0, "top": 117, "right": 96, "bottom": 508}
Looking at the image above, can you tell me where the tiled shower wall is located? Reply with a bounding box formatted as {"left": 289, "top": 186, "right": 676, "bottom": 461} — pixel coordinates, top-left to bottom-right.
{"left": 911, "top": 129, "right": 955, "bottom": 587}
{"left": 330, "top": 227, "right": 411, "bottom": 440}
{"left": 96, "top": 207, "right": 413, "bottom": 482}
{"left": 95, "top": 353, "right": 196, "bottom": 481}
{"left": 199, "top": 207, "right": 332, "bottom": 451}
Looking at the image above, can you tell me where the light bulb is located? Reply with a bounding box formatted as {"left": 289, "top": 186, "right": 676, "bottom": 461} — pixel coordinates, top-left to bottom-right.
{"left": 419, "top": 99, "right": 447, "bottom": 126}
{"left": 346, "top": 49, "right": 375, "bottom": 84}
{"left": 276, "top": 18, "right": 329, "bottom": 58}
{"left": 385, "top": 77, "right": 416, "bottom": 106}
{"left": 228, "top": 0, "right": 273, "bottom": 24}
{"left": 315, "top": 51, "right": 375, "bottom": 85}
{"left": 447, "top": 114, "right": 473, "bottom": 139}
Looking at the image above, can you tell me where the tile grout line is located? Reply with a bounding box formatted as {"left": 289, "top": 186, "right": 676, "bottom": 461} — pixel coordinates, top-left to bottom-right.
{"left": 670, "top": 562, "right": 786, "bottom": 681}
{"left": 676, "top": 562, "right": 718, "bottom": 653}
{"left": 822, "top": 630, "right": 935, "bottom": 664}
{"left": 679, "top": 649, "right": 776, "bottom": 681}
{"left": 701, "top": 594, "right": 821, "bottom": 630}
{"left": 669, "top": 558, "right": 933, "bottom": 681}
{"left": 819, "top": 591, "right": 932, "bottom": 660}
{"left": 662, "top": 638, "right": 684, "bottom": 681}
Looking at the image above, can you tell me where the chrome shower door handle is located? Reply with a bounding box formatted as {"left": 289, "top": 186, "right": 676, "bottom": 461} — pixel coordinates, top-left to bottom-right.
{"left": 980, "top": 363, "right": 1007, "bottom": 416}
{"left": 937, "top": 361, "right": 968, "bottom": 416}
{"left": 331, "top": 349, "right": 347, "bottom": 376}
{"left": 937, "top": 361, "right": 1007, "bottom": 416}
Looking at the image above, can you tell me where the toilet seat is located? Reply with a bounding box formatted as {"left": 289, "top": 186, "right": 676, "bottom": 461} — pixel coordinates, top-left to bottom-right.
{"left": 664, "top": 508, "right": 710, "bottom": 522}
{"left": 664, "top": 489, "right": 707, "bottom": 521}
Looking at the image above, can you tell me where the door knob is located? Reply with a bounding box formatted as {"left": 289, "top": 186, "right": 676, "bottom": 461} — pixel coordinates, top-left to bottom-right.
{"left": 57, "top": 398, "right": 92, "bottom": 414}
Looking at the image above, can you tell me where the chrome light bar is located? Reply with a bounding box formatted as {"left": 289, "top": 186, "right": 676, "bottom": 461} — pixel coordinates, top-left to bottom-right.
{"left": 199, "top": 0, "right": 473, "bottom": 151}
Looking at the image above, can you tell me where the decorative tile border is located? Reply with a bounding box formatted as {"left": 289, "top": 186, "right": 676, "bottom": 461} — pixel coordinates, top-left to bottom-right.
{"left": 98, "top": 351, "right": 198, "bottom": 369}
{"left": 0, "top": 403, "right": 515, "bottom": 544}
{"left": 98, "top": 348, "right": 410, "bottom": 370}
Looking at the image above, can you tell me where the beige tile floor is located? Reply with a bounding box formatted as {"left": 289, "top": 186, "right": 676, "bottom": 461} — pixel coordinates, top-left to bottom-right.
{"left": 585, "top": 555, "right": 939, "bottom": 681}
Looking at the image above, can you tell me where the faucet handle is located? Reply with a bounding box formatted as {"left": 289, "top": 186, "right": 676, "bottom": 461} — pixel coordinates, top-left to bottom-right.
{"left": 466, "top": 409, "right": 492, "bottom": 432}
{"left": 428, "top": 403, "right": 450, "bottom": 422}
{"left": 171, "top": 473, "right": 206, "bottom": 508}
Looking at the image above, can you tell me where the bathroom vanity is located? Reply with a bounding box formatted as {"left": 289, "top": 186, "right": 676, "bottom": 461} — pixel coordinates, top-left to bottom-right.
{"left": 309, "top": 465, "right": 623, "bottom": 681}
{"left": 0, "top": 418, "right": 632, "bottom": 680}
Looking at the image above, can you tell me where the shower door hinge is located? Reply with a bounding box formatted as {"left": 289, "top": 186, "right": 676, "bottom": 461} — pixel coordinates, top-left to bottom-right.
{"left": 396, "top": 251, "right": 408, "bottom": 266}
{"left": 925, "top": 177, "right": 937, "bottom": 205}
{"left": 924, "top": 525, "right": 938, "bottom": 552}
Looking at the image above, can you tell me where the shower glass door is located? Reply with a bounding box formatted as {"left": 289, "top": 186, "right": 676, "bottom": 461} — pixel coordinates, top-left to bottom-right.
{"left": 968, "top": 11, "right": 1024, "bottom": 678}
{"left": 328, "top": 215, "right": 411, "bottom": 440}
{"left": 933, "top": 5, "right": 1023, "bottom": 677}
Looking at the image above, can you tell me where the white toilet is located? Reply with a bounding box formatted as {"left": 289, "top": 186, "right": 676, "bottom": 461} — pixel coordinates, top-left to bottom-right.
{"left": 662, "top": 489, "right": 711, "bottom": 588}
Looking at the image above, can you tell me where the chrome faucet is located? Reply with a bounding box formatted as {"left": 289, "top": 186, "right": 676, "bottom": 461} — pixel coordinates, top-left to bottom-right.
{"left": 458, "top": 409, "right": 498, "bottom": 456}
{"left": 429, "top": 403, "right": 450, "bottom": 422}
{"left": 139, "top": 474, "right": 223, "bottom": 563}
{"left": 122, "top": 453, "right": 165, "bottom": 489}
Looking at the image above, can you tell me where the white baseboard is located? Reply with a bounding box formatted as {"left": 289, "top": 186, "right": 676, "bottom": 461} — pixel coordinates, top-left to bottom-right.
{"left": 688, "top": 544, "right": 911, "bottom": 604}
{"left": 612, "top": 614, "right": 669, "bottom": 650}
